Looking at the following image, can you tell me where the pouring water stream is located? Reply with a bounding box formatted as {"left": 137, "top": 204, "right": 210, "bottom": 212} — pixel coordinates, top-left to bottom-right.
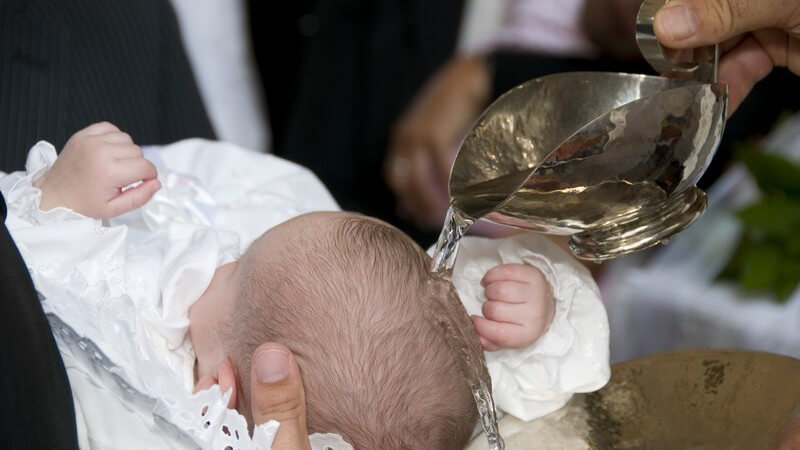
{"left": 430, "top": 205, "right": 504, "bottom": 450}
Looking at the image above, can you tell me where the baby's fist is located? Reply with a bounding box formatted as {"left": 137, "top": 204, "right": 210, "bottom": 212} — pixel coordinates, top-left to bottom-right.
{"left": 471, "top": 264, "right": 555, "bottom": 351}
{"left": 34, "top": 122, "right": 160, "bottom": 219}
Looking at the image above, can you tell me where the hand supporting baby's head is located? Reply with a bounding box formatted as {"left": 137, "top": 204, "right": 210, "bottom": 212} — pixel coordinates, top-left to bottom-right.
{"left": 225, "top": 212, "right": 480, "bottom": 448}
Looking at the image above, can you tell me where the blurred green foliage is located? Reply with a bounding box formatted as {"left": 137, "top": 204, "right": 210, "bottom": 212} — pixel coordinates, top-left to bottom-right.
{"left": 717, "top": 144, "right": 800, "bottom": 302}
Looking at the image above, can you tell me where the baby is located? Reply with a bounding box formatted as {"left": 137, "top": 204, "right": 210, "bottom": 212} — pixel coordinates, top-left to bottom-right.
{"left": 200, "top": 211, "right": 483, "bottom": 447}
{"left": 2, "top": 123, "right": 609, "bottom": 449}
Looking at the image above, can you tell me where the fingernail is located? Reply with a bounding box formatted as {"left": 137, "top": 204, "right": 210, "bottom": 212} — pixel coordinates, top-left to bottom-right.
{"left": 254, "top": 349, "right": 290, "bottom": 384}
{"left": 657, "top": 5, "right": 699, "bottom": 41}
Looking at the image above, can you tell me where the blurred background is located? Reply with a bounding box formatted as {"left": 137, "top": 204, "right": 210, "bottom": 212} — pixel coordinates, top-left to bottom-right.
{"left": 2, "top": 0, "right": 799, "bottom": 364}
{"left": 247, "top": 0, "right": 800, "bottom": 365}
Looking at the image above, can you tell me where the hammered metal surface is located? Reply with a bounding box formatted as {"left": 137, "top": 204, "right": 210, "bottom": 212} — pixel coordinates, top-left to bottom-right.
{"left": 582, "top": 350, "right": 800, "bottom": 449}
{"left": 447, "top": 0, "right": 729, "bottom": 261}
{"left": 449, "top": 72, "right": 727, "bottom": 260}
{"left": 467, "top": 350, "right": 800, "bottom": 449}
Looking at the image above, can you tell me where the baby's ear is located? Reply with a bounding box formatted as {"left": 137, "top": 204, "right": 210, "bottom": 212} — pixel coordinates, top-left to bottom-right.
{"left": 193, "top": 357, "right": 238, "bottom": 410}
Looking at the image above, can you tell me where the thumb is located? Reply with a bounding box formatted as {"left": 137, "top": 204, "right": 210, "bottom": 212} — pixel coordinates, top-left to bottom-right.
{"left": 106, "top": 179, "right": 161, "bottom": 218}
{"left": 653, "top": 0, "right": 791, "bottom": 47}
{"left": 250, "top": 343, "right": 311, "bottom": 450}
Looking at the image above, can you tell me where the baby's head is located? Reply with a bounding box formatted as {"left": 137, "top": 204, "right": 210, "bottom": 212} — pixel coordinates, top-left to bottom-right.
{"left": 226, "top": 212, "right": 479, "bottom": 448}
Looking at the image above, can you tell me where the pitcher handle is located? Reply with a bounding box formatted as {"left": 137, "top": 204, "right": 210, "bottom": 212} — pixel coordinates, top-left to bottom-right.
{"left": 636, "top": 0, "right": 719, "bottom": 83}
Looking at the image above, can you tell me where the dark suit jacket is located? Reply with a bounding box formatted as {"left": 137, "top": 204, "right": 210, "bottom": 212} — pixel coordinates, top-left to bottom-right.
{"left": 258, "top": 0, "right": 464, "bottom": 244}
{"left": 0, "top": 0, "right": 215, "bottom": 172}
{"left": 0, "top": 193, "right": 78, "bottom": 449}
{"left": 0, "top": 0, "right": 215, "bottom": 446}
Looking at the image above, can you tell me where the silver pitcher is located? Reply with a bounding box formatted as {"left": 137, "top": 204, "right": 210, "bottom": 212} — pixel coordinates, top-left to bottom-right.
{"left": 448, "top": 0, "right": 729, "bottom": 261}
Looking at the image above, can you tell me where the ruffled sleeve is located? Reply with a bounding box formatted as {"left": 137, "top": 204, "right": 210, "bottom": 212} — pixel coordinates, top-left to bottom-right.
{"left": 451, "top": 233, "right": 610, "bottom": 422}
{"left": 0, "top": 141, "right": 129, "bottom": 302}
{"left": 0, "top": 141, "right": 87, "bottom": 226}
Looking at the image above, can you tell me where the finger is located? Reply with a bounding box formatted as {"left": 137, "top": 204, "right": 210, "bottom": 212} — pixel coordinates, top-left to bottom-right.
{"left": 473, "top": 315, "right": 500, "bottom": 350}
{"left": 80, "top": 121, "right": 121, "bottom": 136}
{"left": 108, "top": 143, "right": 144, "bottom": 160}
{"left": 720, "top": 34, "right": 746, "bottom": 53}
{"left": 101, "top": 131, "right": 135, "bottom": 145}
{"left": 482, "top": 299, "right": 540, "bottom": 325}
{"left": 653, "top": 0, "right": 798, "bottom": 48}
{"left": 105, "top": 179, "right": 161, "bottom": 218}
{"left": 471, "top": 315, "right": 528, "bottom": 349}
{"left": 481, "top": 263, "right": 545, "bottom": 287}
{"left": 111, "top": 157, "right": 158, "bottom": 186}
{"left": 751, "top": 29, "right": 800, "bottom": 75}
{"left": 718, "top": 35, "right": 775, "bottom": 114}
{"left": 250, "top": 343, "right": 311, "bottom": 450}
{"left": 478, "top": 334, "right": 501, "bottom": 352}
{"left": 484, "top": 281, "right": 533, "bottom": 306}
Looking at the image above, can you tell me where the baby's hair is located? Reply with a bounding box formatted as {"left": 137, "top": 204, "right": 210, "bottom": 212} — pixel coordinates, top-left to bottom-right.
{"left": 227, "top": 215, "right": 478, "bottom": 449}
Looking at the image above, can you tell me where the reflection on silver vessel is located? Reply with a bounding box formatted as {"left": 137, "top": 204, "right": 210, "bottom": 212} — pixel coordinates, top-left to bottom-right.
{"left": 447, "top": 0, "right": 728, "bottom": 260}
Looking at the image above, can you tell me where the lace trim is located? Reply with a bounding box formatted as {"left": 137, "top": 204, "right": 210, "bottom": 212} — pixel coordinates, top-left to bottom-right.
{"left": 48, "top": 313, "right": 280, "bottom": 449}
{"left": 4, "top": 141, "right": 89, "bottom": 226}
{"left": 47, "top": 314, "right": 352, "bottom": 449}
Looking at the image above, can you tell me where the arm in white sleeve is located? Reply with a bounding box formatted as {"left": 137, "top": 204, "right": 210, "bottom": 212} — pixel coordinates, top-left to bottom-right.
{"left": 0, "top": 141, "right": 129, "bottom": 301}
{"left": 0, "top": 141, "right": 87, "bottom": 227}
{"left": 451, "top": 233, "right": 610, "bottom": 421}
{"left": 140, "top": 138, "right": 340, "bottom": 248}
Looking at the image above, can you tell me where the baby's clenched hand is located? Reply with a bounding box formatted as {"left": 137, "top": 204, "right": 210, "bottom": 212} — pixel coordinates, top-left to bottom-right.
{"left": 34, "top": 122, "right": 161, "bottom": 219}
{"left": 471, "top": 264, "right": 556, "bottom": 351}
